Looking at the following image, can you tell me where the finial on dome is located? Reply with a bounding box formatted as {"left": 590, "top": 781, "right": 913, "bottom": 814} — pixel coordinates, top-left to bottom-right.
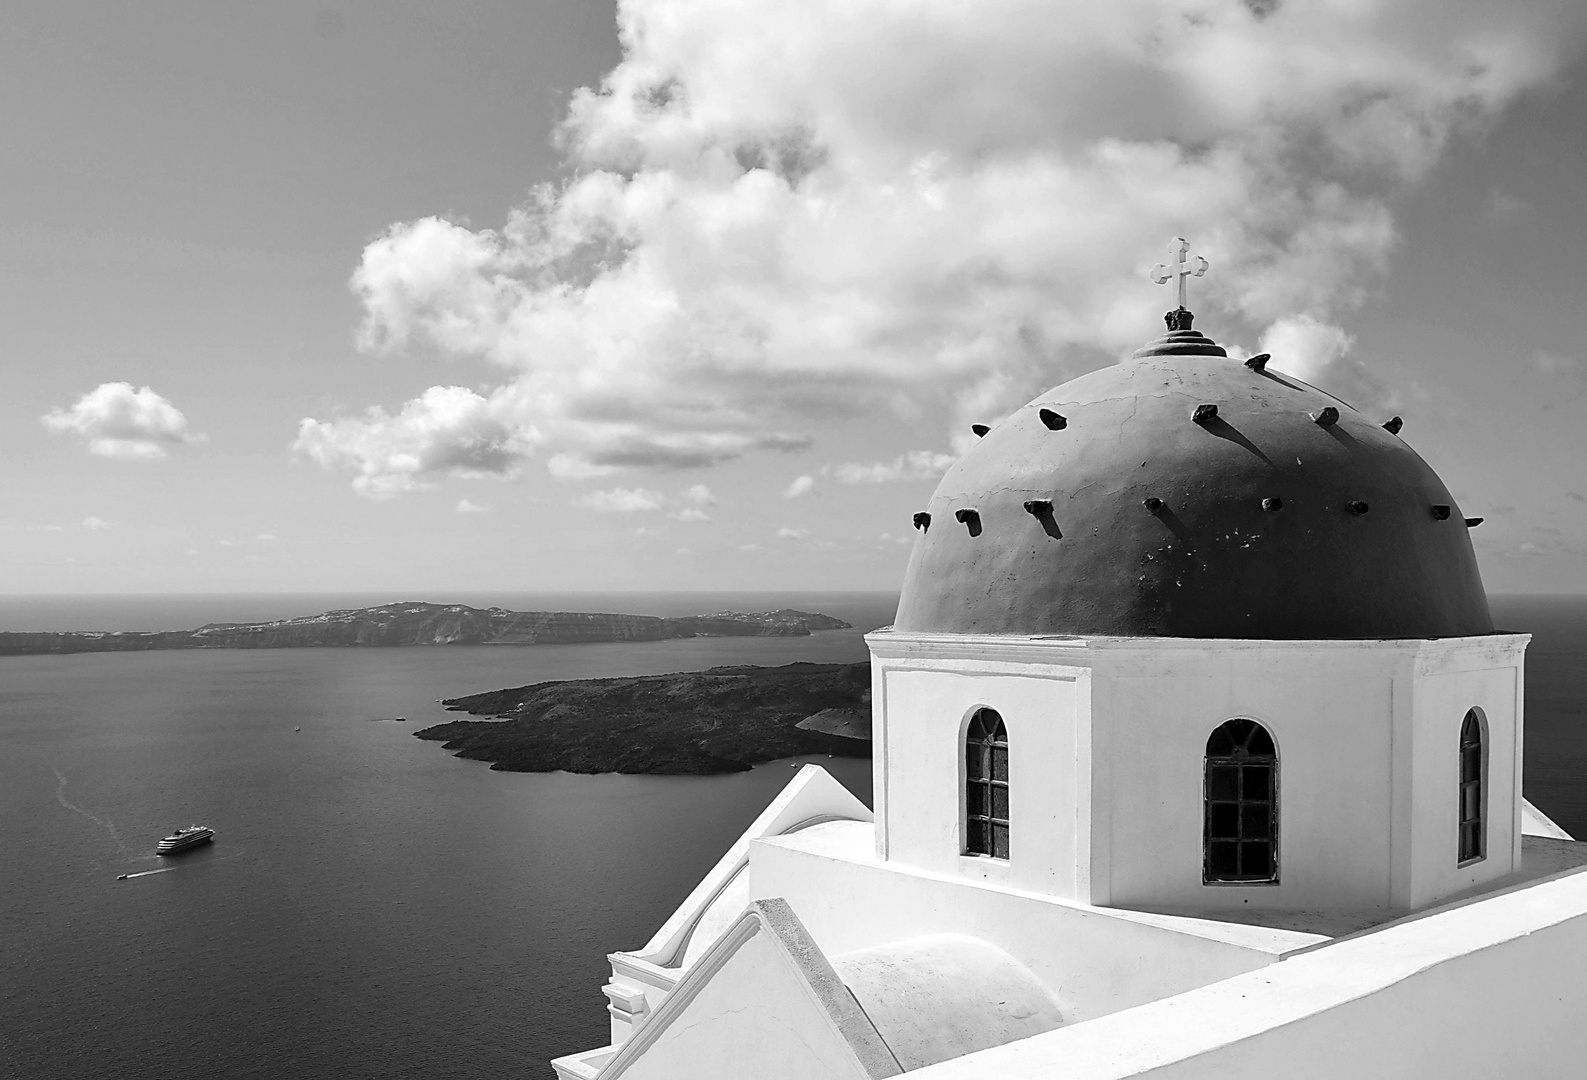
{"left": 1134, "top": 237, "right": 1227, "bottom": 359}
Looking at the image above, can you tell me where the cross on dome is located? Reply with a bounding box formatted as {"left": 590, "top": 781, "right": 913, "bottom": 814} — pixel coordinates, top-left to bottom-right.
{"left": 1150, "top": 237, "right": 1209, "bottom": 311}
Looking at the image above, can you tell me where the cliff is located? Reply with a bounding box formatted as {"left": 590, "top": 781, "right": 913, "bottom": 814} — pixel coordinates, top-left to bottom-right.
{"left": 0, "top": 603, "right": 851, "bottom": 657}
{"left": 416, "top": 661, "right": 873, "bottom": 774}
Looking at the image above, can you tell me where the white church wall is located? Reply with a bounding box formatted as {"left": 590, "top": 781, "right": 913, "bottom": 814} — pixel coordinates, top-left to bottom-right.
{"left": 905, "top": 859, "right": 1587, "bottom": 1080}
{"left": 868, "top": 631, "right": 1530, "bottom": 921}
{"left": 750, "top": 821, "right": 1320, "bottom": 1023}
{"left": 872, "top": 649, "right": 1089, "bottom": 898}
{"left": 1093, "top": 639, "right": 1405, "bottom": 914}
{"left": 1401, "top": 637, "right": 1527, "bottom": 908}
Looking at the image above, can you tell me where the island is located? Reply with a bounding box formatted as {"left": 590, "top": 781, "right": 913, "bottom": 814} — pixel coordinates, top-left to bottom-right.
{"left": 0, "top": 602, "right": 851, "bottom": 657}
{"left": 416, "top": 661, "right": 873, "bottom": 774}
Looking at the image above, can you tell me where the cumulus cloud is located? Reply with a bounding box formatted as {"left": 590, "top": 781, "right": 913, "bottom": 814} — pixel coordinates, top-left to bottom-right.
{"left": 783, "top": 474, "right": 816, "bottom": 499}
{"left": 1257, "top": 314, "right": 1355, "bottom": 384}
{"left": 455, "top": 499, "right": 489, "bottom": 513}
{"left": 303, "top": 0, "right": 1587, "bottom": 494}
{"left": 578, "top": 486, "right": 666, "bottom": 512}
{"left": 42, "top": 383, "right": 203, "bottom": 461}
{"left": 81, "top": 516, "right": 113, "bottom": 530}
{"left": 776, "top": 527, "right": 810, "bottom": 539}
{"left": 832, "top": 450, "right": 957, "bottom": 484}
{"left": 293, "top": 385, "right": 532, "bottom": 498}
{"left": 668, "top": 506, "right": 712, "bottom": 521}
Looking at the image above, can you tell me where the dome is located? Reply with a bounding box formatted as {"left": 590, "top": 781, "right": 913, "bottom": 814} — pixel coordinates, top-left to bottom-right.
{"left": 894, "top": 318, "right": 1493, "bottom": 640}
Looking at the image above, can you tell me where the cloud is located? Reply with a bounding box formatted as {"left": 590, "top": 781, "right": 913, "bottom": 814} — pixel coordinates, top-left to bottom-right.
{"left": 832, "top": 450, "right": 956, "bottom": 484}
{"left": 737, "top": 543, "right": 767, "bottom": 553}
{"left": 255, "top": 533, "right": 277, "bottom": 541}
{"left": 293, "top": 385, "right": 533, "bottom": 498}
{"left": 783, "top": 474, "right": 816, "bottom": 499}
{"left": 681, "top": 484, "right": 716, "bottom": 506}
{"left": 42, "top": 383, "right": 203, "bottom": 460}
{"left": 81, "top": 516, "right": 113, "bottom": 530}
{"left": 307, "top": 0, "right": 1587, "bottom": 491}
{"left": 455, "top": 499, "right": 489, "bottom": 513}
{"left": 776, "top": 527, "right": 810, "bottom": 539}
{"left": 1567, "top": 492, "right": 1586, "bottom": 503}
{"left": 635, "top": 525, "right": 663, "bottom": 537}
{"left": 1257, "top": 314, "right": 1354, "bottom": 384}
{"left": 668, "top": 506, "right": 712, "bottom": 521}
{"left": 1518, "top": 543, "right": 1545, "bottom": 555}
{"left": 578, "top": 486, "right": 666, "bottom": 512}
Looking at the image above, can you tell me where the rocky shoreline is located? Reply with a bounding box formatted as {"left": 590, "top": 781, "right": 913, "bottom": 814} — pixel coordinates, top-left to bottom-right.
{"left": 0, "top": 602, "right": 851, "bottom": 657}
{"left": 416, "top": 661, "right": 873, "bottom": 774}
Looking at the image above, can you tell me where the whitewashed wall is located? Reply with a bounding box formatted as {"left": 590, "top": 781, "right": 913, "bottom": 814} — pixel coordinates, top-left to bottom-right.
{"left": 867, "top": 631, "right": 1528, "bottom": 919}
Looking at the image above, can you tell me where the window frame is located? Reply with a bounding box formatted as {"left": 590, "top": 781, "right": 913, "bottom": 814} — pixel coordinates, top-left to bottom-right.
{"left": 962, "top": 707, "right": 1009, "bottom": 860}
{"left": 1202, "top": 717, "right": 1280, "bottom": 886}
{"left": 1458, "top": 708, "right": 1486, "bottom": 866}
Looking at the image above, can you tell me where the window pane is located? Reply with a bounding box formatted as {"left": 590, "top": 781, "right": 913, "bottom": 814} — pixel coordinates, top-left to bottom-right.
{"left": 1206, "top": 728, "right": 1236, "bottom": 757}
{"left": 1462, "top": 747, "right": 1481, "bottom": 782}
{"left": 1462, "top": 785, "right": 1480, "bottom": 821}
{"left": 991, "top": 823, "right": 1010, "bottom": 859}
{"left": 966, "top": 779, "right": 986, "bottom": 816}
{"left": 991, "top": 784, "right": 1009, "bottom": 820}
{"left": 1242, "top": 764, "right": 1272, "bottom": 799}
{"left": 1246, "top": 726, "right": 1276, "bottom": 757}
{"left": 991, "top": 746, "right": 1008, "bottom": 782}
{"left": 1209, "top": 841, "right": 1239, "bottom": 876}
{"left": 1242, "top": 841, "right": 1273, "bottom": 878}
{"left": 1208, "top": 765, "right": 1239, "bottom": 801}
{"left": 1461, "top": 822, "right": 1481, "bottom": 860}
{"left": 1209, "top": 803, "right": 1239, "bottom": 839}
{"left": 967, "top": 818, "right": 987, "bottom": 855}
{"left": 1241, "top": 802, "right": 1271, "bottom": 837}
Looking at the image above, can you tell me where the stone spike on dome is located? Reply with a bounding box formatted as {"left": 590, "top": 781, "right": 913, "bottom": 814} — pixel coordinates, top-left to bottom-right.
{"left": 1131, "top": 308, "right": 1229, "bottom": 359}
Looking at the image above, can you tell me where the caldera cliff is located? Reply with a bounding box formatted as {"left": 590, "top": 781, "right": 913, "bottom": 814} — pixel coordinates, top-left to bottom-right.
{"left": 0, "top": 602, "right": 851, "bottom": 657}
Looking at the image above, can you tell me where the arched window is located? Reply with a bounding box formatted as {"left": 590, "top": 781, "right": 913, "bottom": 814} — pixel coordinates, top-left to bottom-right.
{"left": 964, "top": 708, "right": 1009, "bottom": 859}
{"left": 1459, "top": 709, "right": 1485, "bottom": 863}
{"left": 1204, "top": 718, "right": 1278, "bottom": 884}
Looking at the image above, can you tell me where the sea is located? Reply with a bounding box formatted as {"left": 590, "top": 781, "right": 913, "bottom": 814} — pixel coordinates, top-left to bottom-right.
{"left": 2, "top": 591, "right": 1584, "bottom": 1079}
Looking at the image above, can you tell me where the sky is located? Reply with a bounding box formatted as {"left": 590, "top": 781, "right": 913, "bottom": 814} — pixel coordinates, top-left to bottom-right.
{"left": 4, "top": 0, "right": 1587, "bottom": 597}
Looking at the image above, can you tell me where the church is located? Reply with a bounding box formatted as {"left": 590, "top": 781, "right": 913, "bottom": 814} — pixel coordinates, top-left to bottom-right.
{"left": 552, "top": 242, "right": 1587, "bottom": 1079}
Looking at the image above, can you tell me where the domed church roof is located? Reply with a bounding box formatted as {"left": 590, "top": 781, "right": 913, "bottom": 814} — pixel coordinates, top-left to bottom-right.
{"left": 894, "top": 307, "right": 1493, "bottom": 640}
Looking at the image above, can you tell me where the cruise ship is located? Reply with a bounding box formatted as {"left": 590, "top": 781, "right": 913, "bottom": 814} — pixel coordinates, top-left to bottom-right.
{"left": 155, "top": 825, "right": 214, "bottom": 855}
